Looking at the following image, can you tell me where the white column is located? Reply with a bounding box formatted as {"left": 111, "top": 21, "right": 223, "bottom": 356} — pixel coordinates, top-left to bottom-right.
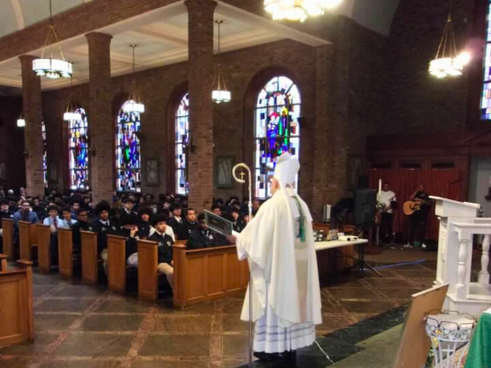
{"left": 479, "top": 234, "right": 490, "bottom": 285}
{"left": 456, "top": 238, "right": 470, "bottom": 300}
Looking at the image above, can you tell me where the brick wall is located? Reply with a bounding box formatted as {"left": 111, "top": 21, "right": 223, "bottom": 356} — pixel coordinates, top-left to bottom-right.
{"left": 385, "top": 0, "right": 474, "bottom": 134}
{"left": 0, "top": 9, "right": 388, "bottom": 219}
{"left": 0, "top": 96, "right": 25, "bottom": 191}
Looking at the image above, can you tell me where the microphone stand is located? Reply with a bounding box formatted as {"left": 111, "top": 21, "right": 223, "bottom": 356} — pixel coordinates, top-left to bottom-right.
{"left": 232, "top": 163, "right": 253, "bottom": 367}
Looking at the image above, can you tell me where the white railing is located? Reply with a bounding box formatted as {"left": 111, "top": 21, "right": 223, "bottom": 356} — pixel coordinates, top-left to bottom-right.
{"left": 452, "top": 222, "right": 491, "bottom": 301}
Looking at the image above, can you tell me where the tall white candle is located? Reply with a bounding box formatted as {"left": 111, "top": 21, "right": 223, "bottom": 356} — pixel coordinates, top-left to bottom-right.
{"left": 378, "top": 179, "right": 382, "bottom": 194}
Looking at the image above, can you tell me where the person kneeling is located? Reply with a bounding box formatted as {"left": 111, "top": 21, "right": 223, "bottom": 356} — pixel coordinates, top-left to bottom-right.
{"left": 148, "top": 214, "right": 174, "bottom": 289}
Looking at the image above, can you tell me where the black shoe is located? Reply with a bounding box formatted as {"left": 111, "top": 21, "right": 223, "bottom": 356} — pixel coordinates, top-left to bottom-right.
{"left": 253, "top": 351, "right": 282, "bottom": 361}
{"left": 279, "top": 350, "right": 297, "bottom": 360}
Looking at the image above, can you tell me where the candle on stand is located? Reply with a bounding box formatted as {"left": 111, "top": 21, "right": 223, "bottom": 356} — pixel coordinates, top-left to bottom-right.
{"left": 378, "top": 179, "right": 382, "bottom": 194}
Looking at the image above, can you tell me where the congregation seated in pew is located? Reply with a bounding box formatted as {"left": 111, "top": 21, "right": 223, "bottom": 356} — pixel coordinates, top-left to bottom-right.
{"left": 71, "top": 208, "right": 94, "bottom": 254}
{"left": 187, "top": 213, "right": 228, "bottom": 250}
{"left": 13, "top": 200, "right": 38, "bottom": 243}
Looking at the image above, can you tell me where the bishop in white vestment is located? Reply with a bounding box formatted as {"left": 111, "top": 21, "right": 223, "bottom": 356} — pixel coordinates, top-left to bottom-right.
{"left": 231, "top": 153, "right": 322, "bottom": 360}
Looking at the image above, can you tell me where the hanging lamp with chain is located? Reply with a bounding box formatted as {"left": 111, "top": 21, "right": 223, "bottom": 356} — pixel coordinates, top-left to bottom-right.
{"left": 33, "top": 0, "right": 73, "bottom": 79}
{"left": 429, "top": 0, "right": 470, "bottom": 78}
{"left": 212, "top": 20, "right": 231, "bottom": 104}
{"left": 264, "top": 0, "right": 343, "bottom": 22}
{"left": 64, "top": 76, "right": 82, "bottom": 121}
{"left": 122, "top": 44, "right": 145, "bottom": 113}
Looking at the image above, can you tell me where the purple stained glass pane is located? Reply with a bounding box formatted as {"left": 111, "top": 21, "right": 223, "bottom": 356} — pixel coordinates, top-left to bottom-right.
{"left": 116, "top": 106, "right": 141, "bottom": 192}
{"left": 69, "top": 108, "right": 90, "bottom": 190}
{"left": 254, "top": 76, "right": 301, "bottom": 199}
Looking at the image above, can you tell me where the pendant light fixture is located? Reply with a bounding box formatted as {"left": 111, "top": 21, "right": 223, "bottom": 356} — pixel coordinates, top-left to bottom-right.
{"left": 429, "top": 0, "right": 470, "bottom": 78}
{"left": 32, "top": 0, "right": 73, "bottom": 79}
{"left": 212, "top": 20, "right": 231, "bottom": 104}
{"left": 264, "top": 0, "right": 343, "bottom": 22}
{"left": 17, "top": 112, "right": 26, "bottom": 128}
{"left": 122, "top": 44, "right": 145, "bottom": 114}
{"left": 64, "top": 76, "right": 82, "bottom": 121}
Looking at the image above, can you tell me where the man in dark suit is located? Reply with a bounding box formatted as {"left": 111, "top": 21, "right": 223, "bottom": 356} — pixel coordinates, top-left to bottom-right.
{"left": 167, "top": 205, "right": 187, "bottom": 240}
{"left": 92, "top": 201, "right": 118, "bottom": 273}
{"left": 71, "top": 208, "right": 93, "bottom": 254}
{"left": 187, "top": 213, "right": 227, "bottom": 249}
{"left": 148, "top": 214, "right": 174, "bottom": 288}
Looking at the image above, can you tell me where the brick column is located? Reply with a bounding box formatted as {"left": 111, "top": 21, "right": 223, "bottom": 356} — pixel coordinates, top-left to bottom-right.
{"left": 86, "top": 32, "right": 113, "bottom": 203}
{"left": 185, "top": 0, "right": 216, "bottom": 211}
{"left": 312, "top": 45, "right": 332, "bottom": 220}
{"left": 19, "top": 55, "right": 44, "bottom": 198}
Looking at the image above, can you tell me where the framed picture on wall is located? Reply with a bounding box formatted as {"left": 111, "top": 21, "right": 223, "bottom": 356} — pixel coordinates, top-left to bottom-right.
{"left": 146, "top": 158, "right": 159, "bottom": 186}
{"left": 215, "top": 156, "right": 235, "bottom": 188}
{"left": 347, "top": 155, "right": 366, "bottom": 190}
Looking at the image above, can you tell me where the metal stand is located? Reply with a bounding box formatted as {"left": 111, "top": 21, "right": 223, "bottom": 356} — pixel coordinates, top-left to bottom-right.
{"left": 232, "top": 163, "right": 254, "bottom": 367}
{"left": 349, "top": 242, "right": 382, "bottom": 277}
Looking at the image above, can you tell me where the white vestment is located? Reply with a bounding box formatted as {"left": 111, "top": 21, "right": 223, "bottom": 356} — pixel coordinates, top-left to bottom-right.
{"left": 235, "top": 188, "right": 322, "bottom": 353}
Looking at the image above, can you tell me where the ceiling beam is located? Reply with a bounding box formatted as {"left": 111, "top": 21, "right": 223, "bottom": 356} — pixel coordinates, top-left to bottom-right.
{"left": 9, "top": 0, "right": 25, "bottom": 30}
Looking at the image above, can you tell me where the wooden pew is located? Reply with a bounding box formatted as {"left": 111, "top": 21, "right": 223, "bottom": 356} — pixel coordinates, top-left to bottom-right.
{"left": 58, "top": 228, "right": 73, "bottom": 277}
{"left": 19, "top": 221, "right": 37, "bottom": 261}
{"left": 107, "top": 234, "right": 127, "bottom": 293}
{"left": 173, "top": 244, "right": 249, "bottom": 308}
{"left": 36, "top": 224, "right": 52, "bottom": 273}
{"left": 81, "top": 230, "right": 98, "bottom": 284}
{"left": 138, "top": 240, "right": 158, "bottom": 302}
{"left": 2, "top": 219, "right": 14, "bottom": 260}
{"left": 0, "top": 258, "right": 34, "bottom": 346}
{"left": 0, "top": 254, "right": 7, "bottom": 271}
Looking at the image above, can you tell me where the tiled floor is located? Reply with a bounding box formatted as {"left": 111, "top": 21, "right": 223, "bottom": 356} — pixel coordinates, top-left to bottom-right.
{"left": 0, "top": 258, "right": 438, "bottom": 368}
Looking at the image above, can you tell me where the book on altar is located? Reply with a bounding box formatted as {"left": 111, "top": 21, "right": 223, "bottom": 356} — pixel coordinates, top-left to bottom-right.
{"left": 204, "top": 210, "right": 233, "bottom": 236}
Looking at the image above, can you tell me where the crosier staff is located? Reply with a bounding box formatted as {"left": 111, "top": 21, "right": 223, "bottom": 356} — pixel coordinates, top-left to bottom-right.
{"left": 232, "top": 163, "right": 253, "bottom": 367}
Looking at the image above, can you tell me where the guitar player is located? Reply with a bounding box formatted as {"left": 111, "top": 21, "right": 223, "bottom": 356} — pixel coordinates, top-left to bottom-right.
{"left": 407, "top": 184, "right": 431, "bottom": 248}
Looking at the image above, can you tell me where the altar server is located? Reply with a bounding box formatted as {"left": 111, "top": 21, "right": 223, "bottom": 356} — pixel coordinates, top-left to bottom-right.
{"left": 230, "top": 152, "right": 322, "bottom": 362}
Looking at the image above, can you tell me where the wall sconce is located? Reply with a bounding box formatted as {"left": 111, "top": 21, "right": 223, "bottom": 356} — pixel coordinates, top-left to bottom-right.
{"left": 23, "top": 149, "right": 29, "bottom": 159}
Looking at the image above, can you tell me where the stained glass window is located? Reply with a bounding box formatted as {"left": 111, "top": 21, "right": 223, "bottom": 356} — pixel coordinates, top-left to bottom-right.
{"left": 175, "top": 93, "right": 189, "bottom": 195}
{"left": 116, "top": 101, "right": 141, "bottom": 192}
{"left": 42, "top": 121, "right": 47, "bottom": 188}
{"left": 69, "top": 108, "right": 89, "bottom": 190}
{"left": 481, "top": 2, "right": 491, "bottom": 119}
{"left": 254, "top": 76, "right": 301, "bottom": 199}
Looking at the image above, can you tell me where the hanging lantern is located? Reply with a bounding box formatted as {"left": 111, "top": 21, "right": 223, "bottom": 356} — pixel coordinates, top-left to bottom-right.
{"left": 429, "top": 13, "right": 470, "bottom": 79}
{"left": 212, "top": 20, "right": 231, "bottom": 104}
{"left": 123, "top": 45, "right": 145, "bottom": 113}
{"left": 264, "top": 0, "right": 343, "bottom": 22}
{"left": 33, "top": 0, "right": 73, "bottom": 79}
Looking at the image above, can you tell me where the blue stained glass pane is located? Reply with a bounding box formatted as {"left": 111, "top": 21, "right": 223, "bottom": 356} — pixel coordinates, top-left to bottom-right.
{"left": 481, "top": 2, "right": 491, "bottom": 120}
{"left": 254, "top": 76, "right": 301, "bottom": 199}
{"left": 116, "top": 102, "right": 141, "bottom": 192}
{"left": 41, "top": 121, "right": 48, "bottom": 188}
{"left": 175, "top": 93, "right": 189, "bottom": 194}
{"left": 69, "top": 108, "right": 90, "bottom": 190}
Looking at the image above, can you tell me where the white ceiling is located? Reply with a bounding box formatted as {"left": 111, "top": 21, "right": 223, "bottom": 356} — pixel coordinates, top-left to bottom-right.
{"left": 0, "top": 1, "right": 330, "bottom": 90}
{"left": 0, "top": 0, "right": 400, "bottom": 91}
{"left": 2, "top": 0, "right": 401, "bottom": 38}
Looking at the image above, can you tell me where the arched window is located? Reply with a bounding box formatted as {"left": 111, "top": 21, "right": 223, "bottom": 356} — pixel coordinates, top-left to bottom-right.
{"left": 482, "top": 2, "right": 491, "bottom": 119}
{"left": 175, "top": 93, "right": 189, "bottom": 195}
{"left": 116, "top": 101, "right": 141, "bottom": 192}
{"left": 42, "top": 120, "right": 47, "bottom": 188}
{"left": 254, "top": 76, "right": 301, "bottom": 198}
{"left": 68, "top": 108, "right": 89, "bottom": 190}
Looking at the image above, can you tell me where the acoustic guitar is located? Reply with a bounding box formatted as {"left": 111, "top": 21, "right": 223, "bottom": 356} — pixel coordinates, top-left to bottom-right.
{"left": 403, "top": 201, "right": 421, "bottom": 216}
